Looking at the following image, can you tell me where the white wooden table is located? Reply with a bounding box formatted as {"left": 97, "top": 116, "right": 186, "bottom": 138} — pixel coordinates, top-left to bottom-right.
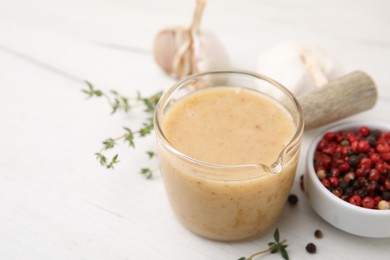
{"left": 1, "top": 0, "right": 389, "bottom": 259}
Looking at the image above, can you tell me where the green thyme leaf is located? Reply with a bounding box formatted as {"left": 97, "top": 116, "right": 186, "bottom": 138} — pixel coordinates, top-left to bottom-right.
{"left": 138, "top": 91, "right": 163, "bottom": 113}
{"left": 146, "top": 151, "right": 155, "bottom": 159}
{"left": 106, "top": 154, "right": 119, "bottom": 169}
{"left": 123, "top": 127, "right": 135, "bottom": 148}
{"left": 111, "top": 98, "right": 120, "bottom": 114}
{"left": 274, "top": 228, "right": 280, "bottom": 242}
{"left": 94, "top": 90, "right": 103, "bottom": 97}
{"left": 95, "top": 153, "right": 107, "bottom": 166}
{"left": 241, "top": 228, "right": 288, "bottom": 260}
{"left": 139, "top": 124, "right": 153, "bottom": 137}
{"left": 280, "top": 247, "right": 289, "bottom": 260}
{"left": 102, "top": 138, "right": 116, "bottom": 150}
{"left": 82, "top": 81, "right": 103, "bottom": 97}
{"left": 140, "top": 168, "right": 153, "bottom": 179}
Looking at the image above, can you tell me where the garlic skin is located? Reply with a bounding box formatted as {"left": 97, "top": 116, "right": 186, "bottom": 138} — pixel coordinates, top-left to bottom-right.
{"left": 153, "top": 0, "right": 230, "bottom": 79}
{"left": 153, "top": 27, "right": 190, "bottom": 78}
{"left": 191, "top": 31, "right": 230, "bottom": 74}
{"left": 256, "top": 43, "right": 345, "bottom": 96}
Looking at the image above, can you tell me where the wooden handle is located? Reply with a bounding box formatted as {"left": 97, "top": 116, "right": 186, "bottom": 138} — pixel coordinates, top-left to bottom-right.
{"left": 297, "top": 71, "right": 377, "bottom": 130}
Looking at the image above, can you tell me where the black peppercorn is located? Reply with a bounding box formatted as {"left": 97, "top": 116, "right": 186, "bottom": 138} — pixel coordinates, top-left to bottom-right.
{"left": 367, "top": 136, "right": 376, "bottom": 147}
{"left": 314, "top": 229, "right": 323, "bottom": 239}
{"left": 306, "top": 243, "right": 317, "bottom": 254}
{"left": 371, "top": 129, "right": 381, "bottom": 139}
{"left": 357, "top": 189, "right": 368, "bottom": 198}
{"left": 288, "top": 194, "right": 298, "bottom": 205}
{"left": 344, "top": 187, "right": 354, "bottom": 196}
{"left": 382, "top": 191, "right": 390, "bottom": 200}
{"left": 339, "top": 180, "right": 348, "bottom": 190}
{"left": 349, "top": 155, "right": 359, "bottom": 168}
{"left": 358, "top": 153, "right": 367, "bottom": 160}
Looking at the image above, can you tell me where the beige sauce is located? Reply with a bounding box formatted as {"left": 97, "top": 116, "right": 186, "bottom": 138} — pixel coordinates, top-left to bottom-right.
{"left": 163, "top": 87, "right": 295, "bottom": 166}
{"left": 158, "top": 87, "right": 300, "bottom": 240}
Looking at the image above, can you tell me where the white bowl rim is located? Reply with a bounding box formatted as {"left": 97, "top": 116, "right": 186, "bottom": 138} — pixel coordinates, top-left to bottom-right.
{"left": 307, "top": 120, "right": 390, "bottom": 216}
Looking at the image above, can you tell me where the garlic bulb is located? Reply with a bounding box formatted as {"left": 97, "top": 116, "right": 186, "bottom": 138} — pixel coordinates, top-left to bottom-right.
{"left": 256, "top": 43, "right": 345, "bottom": 96}
{"left": 153, "top": 0, "right": 230, "bottom": 79}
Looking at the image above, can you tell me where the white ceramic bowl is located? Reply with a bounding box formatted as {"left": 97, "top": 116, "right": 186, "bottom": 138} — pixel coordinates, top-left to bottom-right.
{"left": 305, "top": 121, "right": 390, "bottom": 238}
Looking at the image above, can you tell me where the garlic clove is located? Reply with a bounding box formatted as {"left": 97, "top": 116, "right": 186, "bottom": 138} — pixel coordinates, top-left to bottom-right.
{"left": 192, "top": 31, "right": 230, "bottom": 73}
{"left": 256, "top": 43, "right": 345, "bottom": 96}
{"left": 153, "top": 27, "right": 190, "bottom": 77}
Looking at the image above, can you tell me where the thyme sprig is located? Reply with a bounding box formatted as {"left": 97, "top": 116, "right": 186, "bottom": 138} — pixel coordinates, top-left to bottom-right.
{"left": 238, "top": 229, "right": 289, "bottom": 260}
{"left": 83, "top": 80, "right": 162, "bottom": 114}
{"left": 82, "top": 81, "right": 162, "bottom": 177}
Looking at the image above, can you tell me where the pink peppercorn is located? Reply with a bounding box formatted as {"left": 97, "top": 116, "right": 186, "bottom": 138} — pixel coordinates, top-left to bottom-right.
{"left": 359, "top": 158, "right": 373, "bottom": 169}
{"left": 381, "top": 153, "right": 390, "bottom": 161}
{"left": 377, "top": 143, "right": 390, "bottom": 154}
{"left": 385, "top": 179, "right": 390, "bottom": 190}
{"left": 362, "top": 196, "right": 375, "bottom": 209}
{"left": 338, "top": 162, "right": 350, "bottom": 173}
{"left": 330, "top": 168, "right": 340, "bottom": 177}
{"left": 321, "top": 179, "right": 331, "bottom": 188}
{"left": 322, "top": 146, "right": 335, "bottom": 155}
{"left": 324, "top": 132, "right": 336, "bottom": 141}
{"left": 376, "top": 162, "right": 389, "bottom": 174}
{"left": 370, "top": 153, "right": 381, "bottom": 163}
{"left": 368, "top": 169, "right": 380, "bottom": 182}
{"left": 332, "top": 188, "right": 343, "bottom": 197}
{"left": 383, "top": 132, "right": 390, "bottom": 142}
{"left": 351, "top": 141, "right": 358, "bottom": 153}
{"left": 329, "top": 177, "right": 339, "bottom": 187}
{"left": 317, "top": 139, "right": 327, "bottom": 150}
{"left": 344, "top": 172, "right": 355, "bottom": 182}
{"left": 359, "top": 126, "right": 370, "bottom": 136}
{"left": 349, "top": 195, "right": 362, "bottom": 206}
{"left": 355, "top": 168, "right": 366, "bottom": 177}
{"left": 357, "top": 140, "right": 370, "bottom": 153}
{"left": 314, "top": 126, "right": 390, "bottom": 210}
{"left": 374, "top": 196, "right": 382, "bottom": 205}
{"left": 347, "top": 131, "right": 357, "bottom": 142}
